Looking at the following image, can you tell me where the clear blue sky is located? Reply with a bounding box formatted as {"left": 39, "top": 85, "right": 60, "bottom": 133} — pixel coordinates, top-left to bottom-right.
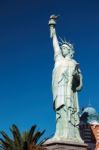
{"left": 0, "top": 0, "right": 99, "bottom": 137}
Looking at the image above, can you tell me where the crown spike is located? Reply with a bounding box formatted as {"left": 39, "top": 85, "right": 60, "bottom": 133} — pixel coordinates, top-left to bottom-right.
{"left": 58, "top": 37, "right": 74, "bottom": 50}
{"left": 59, "top": 36, "right": 64, "bottom": 43}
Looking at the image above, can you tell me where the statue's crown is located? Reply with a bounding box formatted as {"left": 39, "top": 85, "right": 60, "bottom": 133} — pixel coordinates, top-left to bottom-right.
{"left": 59, "top": 37, "right": 74, "bottom": 50}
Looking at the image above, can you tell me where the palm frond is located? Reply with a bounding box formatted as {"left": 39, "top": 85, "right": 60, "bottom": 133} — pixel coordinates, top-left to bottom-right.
{"left": 10, "top": 124, "right": 22, "bottom": 148}
{"left": 0, "top": 131, "right": 13, "bottom": 146}
{"left": 38, "top": 137, "right": 49, "bottom": 145}
{"left": 0, "top": 138, "right": 9, "bottom": 149}
{"left": 22, "top": 131, "right": 28, "bottom": 142}
{"left": 32, "top": 130, "right": 45, "bottom": 145}
{"left": 27, "top": 125, "right": 37, "bottom": 144}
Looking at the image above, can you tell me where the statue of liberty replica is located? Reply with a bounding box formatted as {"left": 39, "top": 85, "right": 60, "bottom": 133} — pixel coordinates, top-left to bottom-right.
{"left": 47, "top": 15, "right": 84, "bottom": 144}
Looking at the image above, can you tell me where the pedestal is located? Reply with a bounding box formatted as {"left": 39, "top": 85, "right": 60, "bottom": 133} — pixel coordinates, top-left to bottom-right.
{"left": 44, "top": 141, "right": 88, "bottom": 150}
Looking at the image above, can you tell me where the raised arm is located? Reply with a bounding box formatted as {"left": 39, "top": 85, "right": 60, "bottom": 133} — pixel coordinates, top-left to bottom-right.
{"left": 48, "top": 15, "right": 62, "bottom": 60}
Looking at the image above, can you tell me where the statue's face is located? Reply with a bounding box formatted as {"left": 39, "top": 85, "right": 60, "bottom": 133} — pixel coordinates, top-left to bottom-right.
{"left": 61, "top": 44, "right": 71, "bottom": 57}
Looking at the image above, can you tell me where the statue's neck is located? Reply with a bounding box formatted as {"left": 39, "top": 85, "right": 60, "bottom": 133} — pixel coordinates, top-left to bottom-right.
{"left": 65, "top": 55, "right": 72, "bottom": 60}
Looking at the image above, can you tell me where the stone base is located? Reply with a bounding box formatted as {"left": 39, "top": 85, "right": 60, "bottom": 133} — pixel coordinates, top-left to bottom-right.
{"left": 44, "top": 141, "right": 88, "bottom": 150}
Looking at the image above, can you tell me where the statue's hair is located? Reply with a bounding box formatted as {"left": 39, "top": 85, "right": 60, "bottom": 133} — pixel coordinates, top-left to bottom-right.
{"left": 59, "top": 37, "right": 74, "bottom": 50}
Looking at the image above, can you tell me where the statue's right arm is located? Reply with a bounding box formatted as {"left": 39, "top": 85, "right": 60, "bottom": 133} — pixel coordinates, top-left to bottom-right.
{"left": 49, "top": 17, "right": 62, "bottom": 60}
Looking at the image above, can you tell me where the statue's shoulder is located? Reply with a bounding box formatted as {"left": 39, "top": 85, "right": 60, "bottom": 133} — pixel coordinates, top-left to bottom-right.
{"left": 70, "top": 59, "right": 80, "bottom": 68}
{"left": 71, "top": 59, "right": 77, "bottom": 64}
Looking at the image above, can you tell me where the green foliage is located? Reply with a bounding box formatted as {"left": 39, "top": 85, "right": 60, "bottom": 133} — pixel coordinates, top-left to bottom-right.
{"left": 0, "top": 124, "right": 46, "bottom": 150}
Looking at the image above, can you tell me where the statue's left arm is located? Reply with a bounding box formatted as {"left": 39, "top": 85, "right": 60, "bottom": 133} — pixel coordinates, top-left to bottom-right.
{"left": 72, "top": 64, "right": 83, "bottom": 92}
